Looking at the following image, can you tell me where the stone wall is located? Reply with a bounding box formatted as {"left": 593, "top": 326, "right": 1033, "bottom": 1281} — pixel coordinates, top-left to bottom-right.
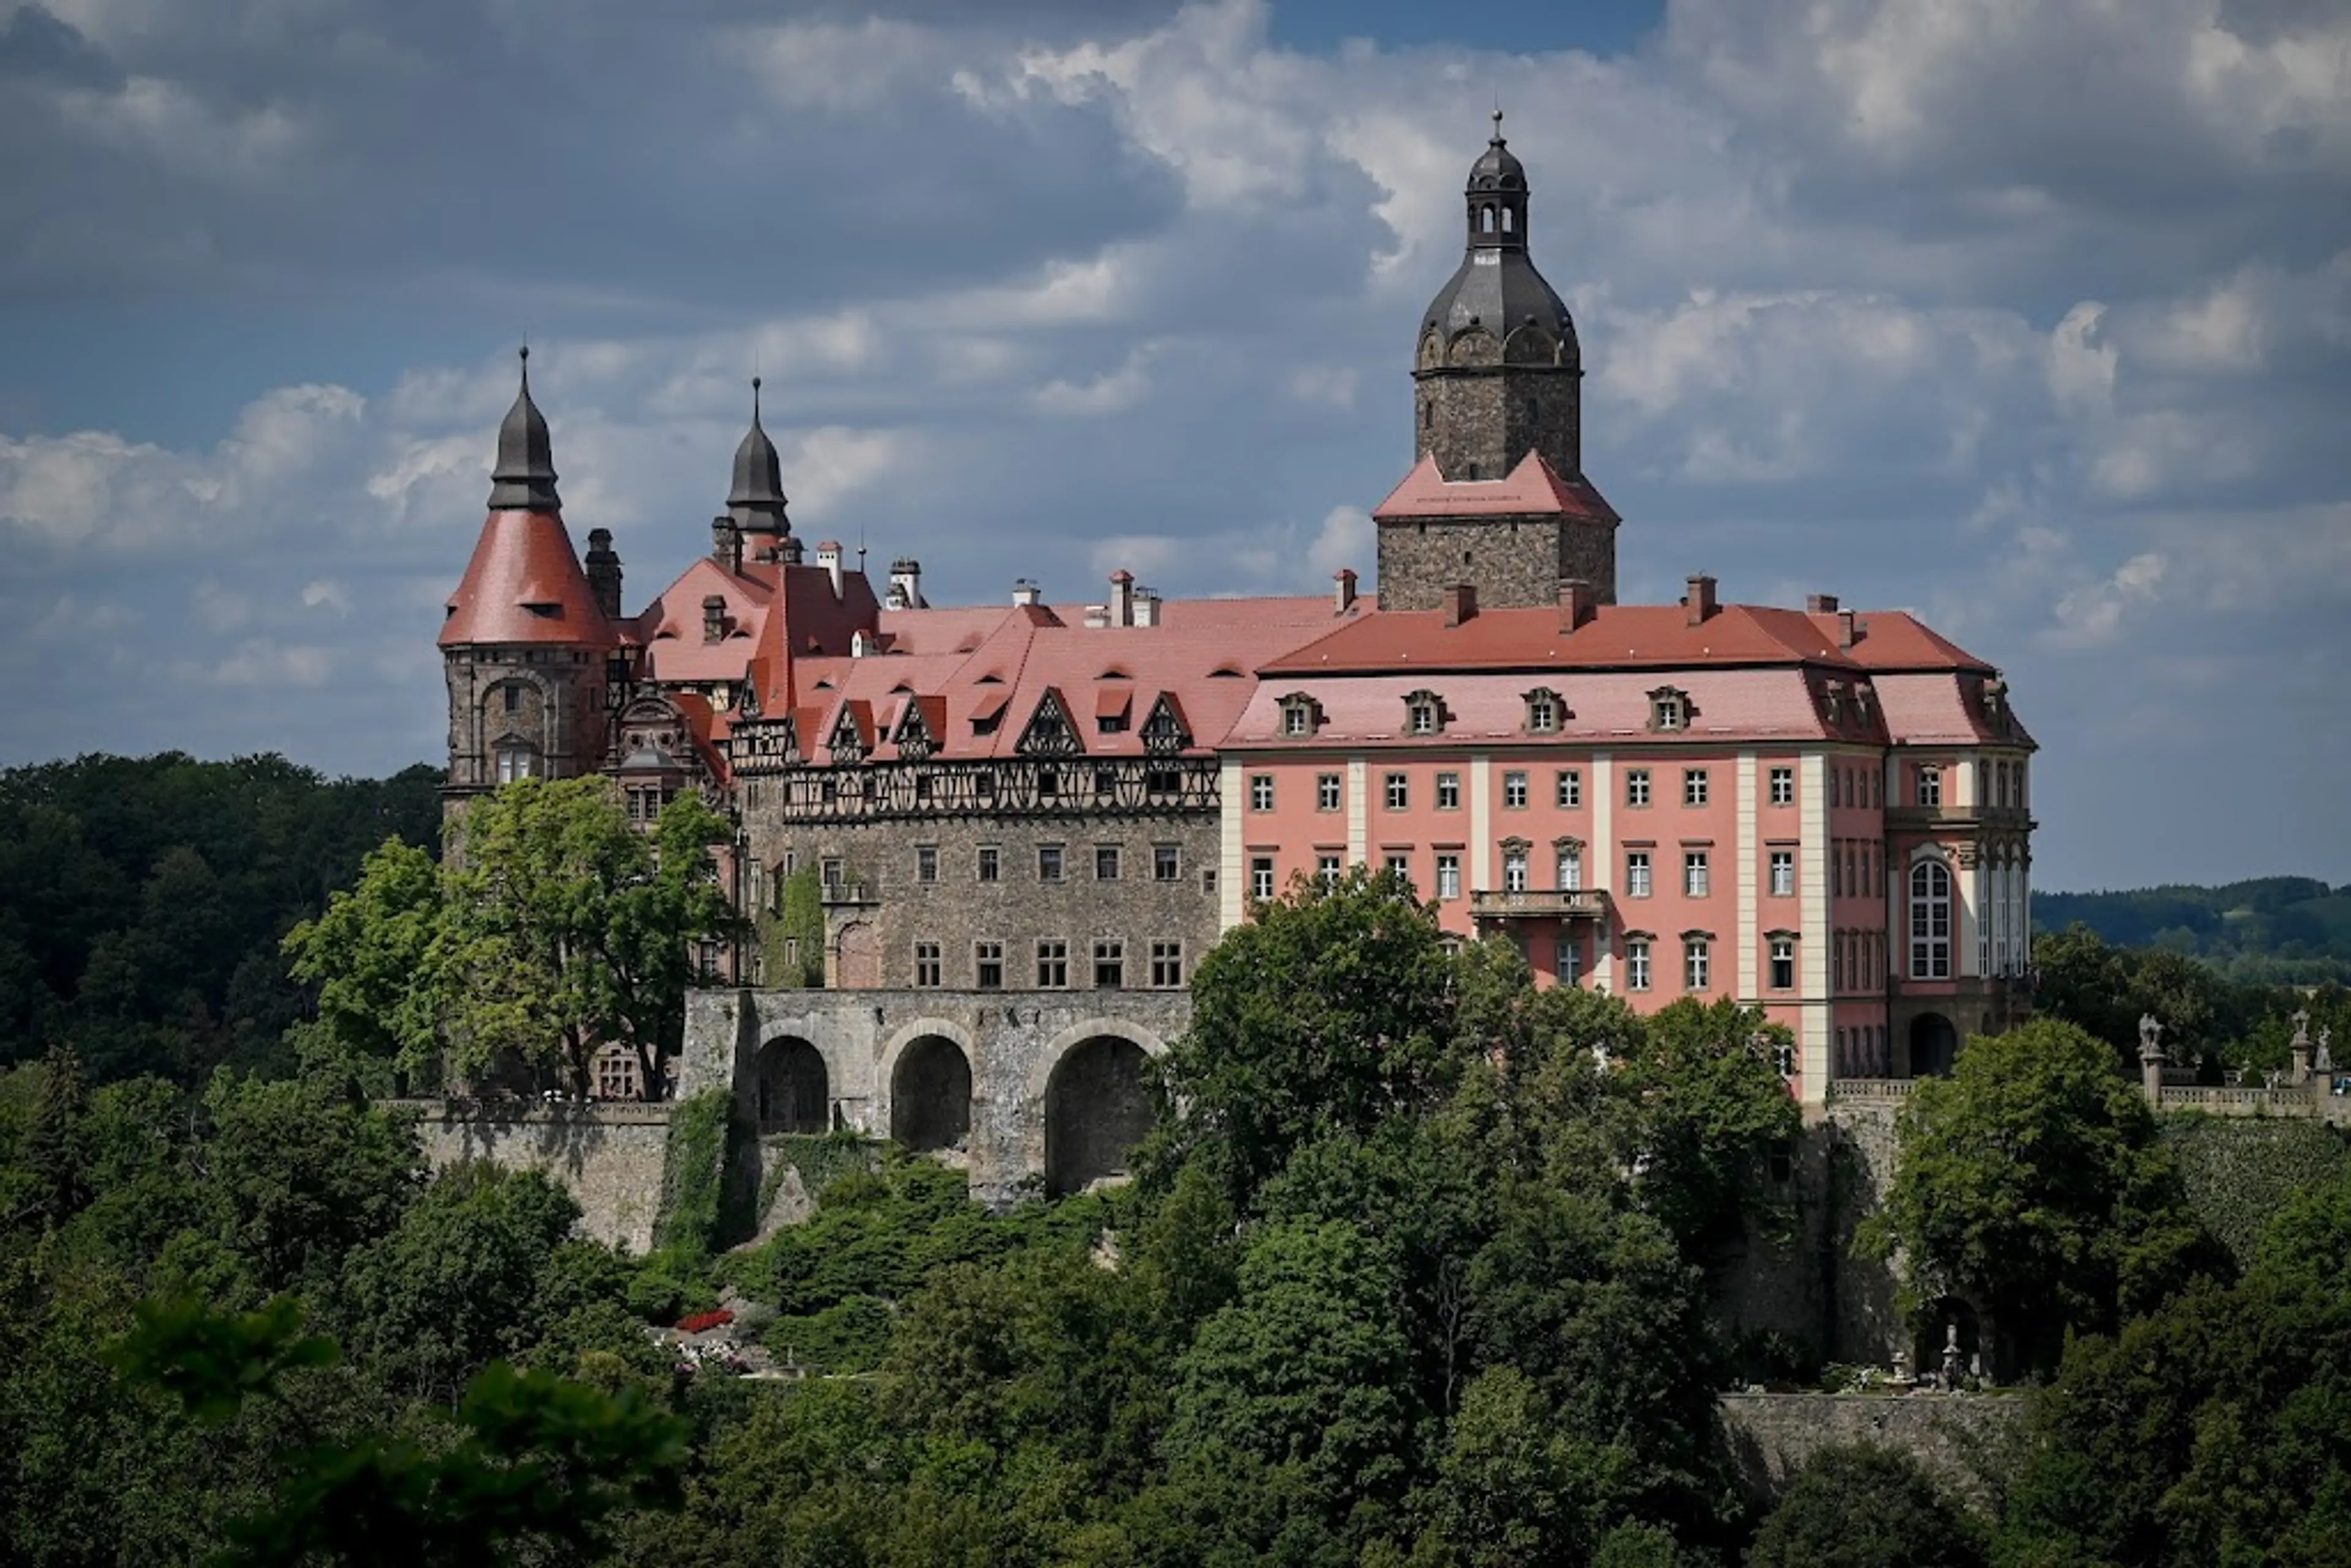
{"left": 681, "top": 986, "right": 1194, "bottom": 1207}
{"left": 1376, "top": 515, "right": 1569, "bottom": 613}
{"left": 740, "top": 801, "right": 1222, "bottom": 992}
{"left": 1717, "top": 1391, "right": 2023, "bottom": 1506}
{"left": 401, "top": 1100, "right": 673, "bottom": 1253}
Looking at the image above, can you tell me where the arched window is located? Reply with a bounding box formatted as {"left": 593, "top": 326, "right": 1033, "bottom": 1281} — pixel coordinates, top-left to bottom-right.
{"left": 1480, "top": 204, "right": 1496, "bottom": 234}
{"left": 1909, "top": 859, "right": 1952, "bottom": 980}
{"left": 1501, "top": 206, "right": 1515, "bottom": 233}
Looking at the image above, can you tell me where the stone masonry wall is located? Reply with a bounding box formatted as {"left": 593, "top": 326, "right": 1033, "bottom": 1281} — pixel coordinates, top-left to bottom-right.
{"left": 741, "top": 809, "right": 1223, "bottom": 992}
{"left": 1376, "top": 516, "right": 1567, "bottom": 613}
{"left": 1718, "top": 1391, "right": 2022, "bottom": 1507}
{"left": 402, "top": 1101, "right": 673, "bottom": 1253}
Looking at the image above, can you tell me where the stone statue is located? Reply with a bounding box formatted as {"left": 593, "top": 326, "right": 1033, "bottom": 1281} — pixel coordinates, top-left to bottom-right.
{"left": 2319, "top": 1027, "right": 2334, "bottom": 1073}
{"left": 2291, "top": 1008, "right": 2313, "bottom": 1049}
{"left": 1941, "top": 1321, "right": 1963, "bottom": 1389}
{"left": 2137, "top": 1013, "right": 2164, "bottom": 1057}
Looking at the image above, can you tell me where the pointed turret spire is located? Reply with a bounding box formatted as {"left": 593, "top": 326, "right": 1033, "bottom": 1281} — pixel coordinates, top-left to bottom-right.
{"left": 727, "top": 375, "right": 792, "bottom": 538}
{"left": 489, "top": 345, "right": 561, "bottom": 511}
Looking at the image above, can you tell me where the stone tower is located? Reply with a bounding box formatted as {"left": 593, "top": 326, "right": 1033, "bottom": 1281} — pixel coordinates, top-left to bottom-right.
{"left": 1378, "top": 113, "right": 1618, "bottom": 610}
{"left": 439, "top": 348, "right": 618, "bottom": 806}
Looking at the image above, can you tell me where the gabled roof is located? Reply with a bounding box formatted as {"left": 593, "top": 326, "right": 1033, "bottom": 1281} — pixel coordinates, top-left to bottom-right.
{"left": 440, "top": 511, "right": 615, "bottom": 648}
{"left": 1371, "top": 451, "right": 1619, "bottom": 524}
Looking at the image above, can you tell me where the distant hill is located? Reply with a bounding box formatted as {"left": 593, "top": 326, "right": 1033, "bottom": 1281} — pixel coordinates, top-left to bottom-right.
{"left": 2033, "top": 877, "right": 2351, "bottom": 983}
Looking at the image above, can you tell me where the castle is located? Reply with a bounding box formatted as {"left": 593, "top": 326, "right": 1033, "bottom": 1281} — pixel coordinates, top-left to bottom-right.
{"left": 440, "top": 118, "right": 2038, "bottom": 1202}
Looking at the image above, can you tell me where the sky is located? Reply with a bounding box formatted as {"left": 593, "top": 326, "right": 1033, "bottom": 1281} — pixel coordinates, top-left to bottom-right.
{"left": 0, "top": 0, "right": 2346, "bottom": 891}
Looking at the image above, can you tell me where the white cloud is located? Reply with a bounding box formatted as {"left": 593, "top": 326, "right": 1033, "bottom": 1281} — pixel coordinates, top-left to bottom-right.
{"left": 2048, "top": 550, "right": 2168, "bottom": 649}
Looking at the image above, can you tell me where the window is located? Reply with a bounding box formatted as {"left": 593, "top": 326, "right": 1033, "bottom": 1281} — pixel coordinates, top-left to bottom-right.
{"left": 1527, "top": 693, "right": 1559, "bottom": 732}
{"left": 1096, "top": 844, "right": 1121, "bottom": 880}
{"left": 1684, "top": 938, "right": 1711, "bottom": 991}
{"left": 1769, "top": 937, "right": 1795, "bottom": 990}
{"left": 1769, "top": 767, "right": 1794, "bottom": 807}
{"left": 1503, "top": 771, "right": 1529, "bottom": 809}
{"left": 1038, "top": 844, "right": 1065, "bottom": 882}
{"left": 1383, "top": 852, "right": 1412, "bottom": 888}
{"left": 1153, "top": 844, "right": 1180, "bottom": 882}
{"left": 1774, "top": 1040, "right": 1797, "bottom": 1080}
{"left": 1409, "top": 698, "right": 1440, "bottom": 735}
{"left": 1554, "top": 934, "right": 1582, "bottom": 987}
{"left": 1626, "top": 768, "right": 1651, "bottom": 808}
{"left": 1250, "top": 855, "right": 1275, "bottom": 901}
{"left": 1917, "top": 765, "right": 1943, "bottom": 808}
{"left": 977, "top": 846, "right": 1000, "bottom": 883}
{"left": 1037, "top": 940, "right": 1069, "bottom": 988}
{"left": 1556, "top": 843, "right": 1583, "bottom": 890}
{"left": 1556, "top": 770, "right": 1582, "bottom": 808}
{"left": 1909, "top": 860, "right": 1952, "bottom": 978}
{"left": 1436, "top": 772, "right": 1461, "bottom": 809}
{"left": 1834, "top": 932, "right": 1848, "bottom": 991}
{"left": 1282, "top": 702, "right": 1313, "bottom": 737}
{"left": 1250, "top": 775, "right": 1275, "bottom": 811}
{"left": 1626, "top": 938, "right": 1652, "bottom": 992}
{"left": 1626, "top": 850, "right": 1652, "bottom": 898}
{"left": 1309, "top": 852, "right": 1340, "bottom": 886}
{"left": 1094, "top": 940, "right": 1124, "bottom": 988}
{"left": 1683, "top": 768, "right": 1709, "bottom": 806}
{"left": 496, "top": 745, "right": 536, "bottom": 784}
{"left": 503, "top": 684, "right": 522, "bottom": 713}
{"left": 1652, "top": 691, "right": 1687, "bottom": 730}
{"left": 1504, "top": 847, "right": 1529, "bottom": 891}
{"left": 975, "top": 942, "right": 1003, "bottom": 989}
{"left": 1384, "top": 772, "right": 1409, "bottom": 809}
{"left": 1150, "top": 940, "right": 1183, "bottom": 988}
{"left": 1769, "top": 850, "right": 1794, "bottom": 897}
{"left": 915, "top": 942, "right": 942, "bottom": 988}
{"left": 821, "top": 856, "right": 844, "bottom": 888}
{"left": 1684, "top": 851, "right": 1709, "bottom": 898}
{"left": 1435, "top": 853, "right": 1462, "bottom": 901}
{"left": 909, "top": 844, "right": 936, "bottom": 885}
{"left": 1317, "top": 773, "right": 1342, "bottom": 811}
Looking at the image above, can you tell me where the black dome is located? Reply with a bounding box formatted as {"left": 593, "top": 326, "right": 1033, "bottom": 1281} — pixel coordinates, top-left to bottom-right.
{"left": 488, "top": 346, "right": 561, "bottom": 512}
{"left": 1418, "top": 113, "right": 1579, "bottom": 362}
{"left": 726, "top": 377, "right": 791, "bottom": 535}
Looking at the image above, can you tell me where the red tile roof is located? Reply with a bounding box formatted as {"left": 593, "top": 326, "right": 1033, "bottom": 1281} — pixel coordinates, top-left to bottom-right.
{"left": 440, "top": 511, "right": 615, "bottom": 648}
{"left": 1262, "top": 602, "right": 1995, "bottom": 678}
{"left": 1371, "top": 451, "right": 1619, "bottom": 523}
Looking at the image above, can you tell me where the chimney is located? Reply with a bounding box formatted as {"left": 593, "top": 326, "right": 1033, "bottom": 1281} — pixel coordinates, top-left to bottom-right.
{"left": 779, "top": 533, "right": 803, "bottom": 565}
{"left": 1559, "top": 578, "right": 1594, "bottom": 631}
{"left": 1443, "top": 582, "right": 1477, "bottom": 628}
{"left": 710, "top": 516, "right": 743, "bottom": 576}
{"left": 1012, "top": 578, "right": 1041, "bottom": 608}
{"left": 1135, "top": 588, "right": 1160, "bottom": 628}
{"left": 1108, "top": 568, "right": 1135, "bottom": 628}
{"left": 888, "top": 557, "right": 926, "bottom": 610}
{"left": 1807, "top": 593, "right": 1840, "bottom": 615}
{"left": 701, "top": 593, "right": 727, "bottom": 644}
{"left": 583, "top": 528, "right": 623, "bottom": 620}
{"left": 1684, "top": 574, "right": 1718, "bottom": 626}
{"left": 816, "top": 541, "right": 843, "bottom": 600}
{"left": 1838, "top": 609, "right": 1859, "bottom": 649}
{"left": 1333, "top": 568, "right": 1358, "bottom": 615}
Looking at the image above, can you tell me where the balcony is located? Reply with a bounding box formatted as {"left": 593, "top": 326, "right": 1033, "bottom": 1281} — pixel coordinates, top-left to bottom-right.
{"left": 818, "top": 879, "right": 879, "bottom": 908}
{"left": 1469, "top": 888, "right": 1609, "bottom": 922}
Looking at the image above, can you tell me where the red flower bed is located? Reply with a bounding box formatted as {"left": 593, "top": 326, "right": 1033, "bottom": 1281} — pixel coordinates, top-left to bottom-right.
{"left": 675, "top": 1308, "right": 734, "bottom": 1335}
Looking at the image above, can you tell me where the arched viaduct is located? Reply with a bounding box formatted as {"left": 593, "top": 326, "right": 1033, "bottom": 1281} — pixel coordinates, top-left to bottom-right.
{"left": 679, "top": 988, "right": 1191, "bottom": 1207}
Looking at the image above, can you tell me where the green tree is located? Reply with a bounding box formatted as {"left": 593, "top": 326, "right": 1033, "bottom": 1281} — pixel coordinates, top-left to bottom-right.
{"left": 200, "top": 1070, "right": 425, "bottom": 1294}
{"left": 1149, "top": 868, "right": 1457, "bottom": 1211}
{"left": 1749, "top": 1443, "right": 1985, "bottom": 1568}
{"left": 438, "top": 779, "right": 738, "bottom": 1097}
{"left": 1862, "top": 1019, "right": 2216, "bottom": 1374}
{"left": 284, "top": 838, "right": 449, "bottom": 1082}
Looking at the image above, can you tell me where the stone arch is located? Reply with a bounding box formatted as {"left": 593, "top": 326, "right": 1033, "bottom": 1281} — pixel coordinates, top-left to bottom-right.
{"left": 1028, "top": 1019, "right": 1168, "bottom": 1196}
{"left": 754, "top": 1035, "right": 828, "bottom": 1134}
{"left": 1909, "top": 1011, "right": 1959, "bottom": 1079}
{"left": 1447, "top": 326, "right": 1501, "bottom": 367}
{"left": 889, "top": 1032, "right": 972, "bottom": 1153}
{"left": 1503, "top": 325, "right": 1555, "bottom": 365}
{"left": 1417, "top": 331, "right": 1445, "bottom": 371}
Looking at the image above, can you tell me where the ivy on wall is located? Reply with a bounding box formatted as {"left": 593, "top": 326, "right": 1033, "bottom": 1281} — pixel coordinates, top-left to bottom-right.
{"left": 757, "top": 869, "right": 828, "bottom": 988}
{"left": 654, "top": 1087, "right": 743, "bottom": 1258}
{"left": 2163, "top": 1114, "right": 2350, "bottom": 1264}
{"left": 756, "top": 1130, "right": 880, "bottom": 1223}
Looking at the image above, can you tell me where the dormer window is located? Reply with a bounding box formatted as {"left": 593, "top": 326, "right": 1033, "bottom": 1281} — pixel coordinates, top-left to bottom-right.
{"left": 1648, "top": 686, "right": 1691, "bottom": 733}
{"left": 1404, "top": 689, "right": 1447, "bottom": 736}
{"left": 1277, "top": 693, "right": 1323, "bottom": 738}
{"left": 1523, "top": 688, "right": 1564, "bottom": 734}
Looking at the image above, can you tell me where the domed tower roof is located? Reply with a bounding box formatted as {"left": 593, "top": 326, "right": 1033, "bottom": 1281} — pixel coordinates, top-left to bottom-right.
{"left": 1419, "top": 111, "right": 1580, "bottom": 364}
{"left": 726, "top": 377, "right": 792, "bottom": 537}
{"left": 487, "top": 346, "right": 561, "bottom": 512}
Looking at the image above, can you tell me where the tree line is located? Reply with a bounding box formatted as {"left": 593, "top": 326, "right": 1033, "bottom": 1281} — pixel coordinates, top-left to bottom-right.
{"left": 2, "top": 868, "right": 2346, "bottom": 1564}
{"left": 2034, "top": 876, "right": 2351, "bottom": 983}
